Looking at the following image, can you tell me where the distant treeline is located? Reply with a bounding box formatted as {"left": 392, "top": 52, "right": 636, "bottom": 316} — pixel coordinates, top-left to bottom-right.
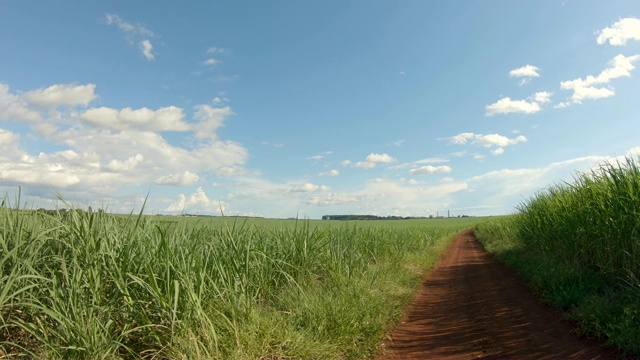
{"left": 321, "top": 215, "right": 471, "bottom": 220}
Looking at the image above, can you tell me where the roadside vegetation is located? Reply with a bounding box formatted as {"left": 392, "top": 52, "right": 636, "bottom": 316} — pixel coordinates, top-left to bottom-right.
{"left": 476, "top": 157, "right": 640, "bottom": 357}
{"left": 0, "top": 195, "right": 480, "bottom": 359}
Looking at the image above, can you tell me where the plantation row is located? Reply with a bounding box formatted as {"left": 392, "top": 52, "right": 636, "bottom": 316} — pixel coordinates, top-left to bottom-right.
{"left": 0, "top": 199, "right": 478, "bottom": 359}
{"left": 477, "top": 157, "right": 640, "bottom": 357}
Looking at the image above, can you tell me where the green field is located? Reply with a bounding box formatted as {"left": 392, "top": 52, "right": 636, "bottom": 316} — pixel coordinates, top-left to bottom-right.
{"left": 0, "top": 201, "right": 484, "bottom": 359}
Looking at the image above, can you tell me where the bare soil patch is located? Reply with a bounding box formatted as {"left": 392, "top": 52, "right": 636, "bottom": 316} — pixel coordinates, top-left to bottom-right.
{"left": 378, "top": 229, "right": 622, "bottom": 359}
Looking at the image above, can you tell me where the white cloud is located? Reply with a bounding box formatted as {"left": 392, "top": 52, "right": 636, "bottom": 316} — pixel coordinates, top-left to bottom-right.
{"left": 25, "top": 84, "right": 97, "bottom": 107}
{"left": 342, "top": 153, "right": 396, "bottom": 169}
{"left": 342, "top": 160, "right": 375, "bottom": 169}
{"left": 207, "top": 47, "right": 227, "bottom": 54}
{"left": 354, "top": 178, "right": 468, "bottom": 216}
{"left": 0, "top": 128, "right": 20, "bottom": 148}
{"left": 167, "top": 187, "right": 226, "bottom": 214}
{"left": 105, "top": 14, "right": 154, "bottom": 42}
{"left": 140, "top": 40, "right": 154, "bottom": 61}
{"left": 105, "top": 14, "right": 156, "bottom": 60}
{"left": 156, "top": 171, "right": 200, "bottom": 186}
{"left": 366, "top": 153, "right": 395, "bottom": 163}
{"left": 42, "top": 126, "right": 247, "bottom": 192}
{"left": 449, "top": 132, "right": 527, "bottom": 155}
{"left": 532, "top": 91, "right": 552, "bottom": 104}
{"left": 559, "top": 54, "right": 640, "bottom": 106}
{"left": 509, "top": 65, "right": 540, "bottom": 85}
{"left": 485, "top": 91, "right": 552, "bottom": 116}
{"left": 0, "top": 82, "right": 253, "bottom": 214}
{"left": 476, "top": 133, "right": 527, "bottom": 148}
{"left": 408, "top": 165, "right": 452, "bottom": 175}
{"left": 464, "top": 154, "right": 619, "bottom": 211}
{"left": 81, "top": 106, "right": 189, "bottom": 132}
{"left": 106, "top": 154, "right": 144, "bottom": 172}
{"left": 450, "top": 132, "right": 527, "bottom": 147}
{"left": 318, "top": 169, "right": 339, "bottom": 177}
{"left": 0, "top": 128, "right": 23, "bottom": 162}
{"left": 212, "top": 97, "right": 229, "bottom": 104}
{"left": 290, "top": 183, "right": 330, "bottom": 193}
{"left": 214, "top": 166, "right": 247, "bottom": 177}
{"left": 204, "top": 58, "right": 221, "bottom": 66}
{"left": 306, "top": 151, "right": 333, "bottom": 161}
{"left": 305, "top": 193, "right": 363, "bottom": 206}
{"left": 192, "top": 105, "right": 234, "bottom": 139}
{"left": 391, "top": 157, "right": 449, "bottom": 170}
{"left": 509, "top": 65, "right": 540, "bottom": 78}
{"left": 0, "top": 84, "right": 41, "bottom": 121}
{"left": 596, "top": 18, "right": 640, "bottom": 46}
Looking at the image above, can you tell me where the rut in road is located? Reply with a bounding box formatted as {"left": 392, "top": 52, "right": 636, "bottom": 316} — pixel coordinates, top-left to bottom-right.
{"left": 378, "top": 229, "right": 620, "bottom": 360}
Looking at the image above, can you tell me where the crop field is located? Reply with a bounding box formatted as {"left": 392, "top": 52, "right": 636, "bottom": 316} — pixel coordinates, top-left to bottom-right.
{"left": 0, "top": 199, "right": 484, "bottom": 359}
{"left": 476, "top": 158, "right": 640, "bottom": 357}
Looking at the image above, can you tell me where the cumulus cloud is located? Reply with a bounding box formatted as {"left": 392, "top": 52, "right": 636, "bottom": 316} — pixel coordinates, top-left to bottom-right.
{"left": 0, "top": 81, "right": 254, "bottom": 215}
{"left": 156, "top": 171, "right": 200, "bottom": 186}
{"left": 557, "top": 54, "right": 640, "bottom": 107}
{"left": 0, "top": 128, "right": 20, "bottom": 148}
{"left": 192, "top": 105, "right": 234, "bottom": 139}
{"left": 485, "top": 91, "right": 552, "bottom": 116}
{"left": 509, "top": 65, "right": 540, "bottom": 85}
{"left": 366, "top": 153, "right": 395, "bottom": 163}
{"left": 25, "top": 84, "right": 97, "bottom": 107}
{"left": 532, "top": 91, "right": 552, "bottom": 104}
{"left": 596, "top": 18, "right": 640, "bottom": 46}
{"left": 485, "top": 91, "right": 553, "bottom": 116}
{"left": 80, "top": 106, "right": 189, "bottom": 131}
{"left": 167, "top": 187, "right": 226, "bottom": 213}
{"left": 449, "top": 132, "right": 527, "bottom": 155}
{"left": 450, "top": 132, "right": 527, "bottom": 147}
{"left": 212, "top": 97, "right": 229, "bottom": 104}
{"left": 342, "top": 153, "right": 396, "bottom": 169}
{"left": 408, "top": 165, "right": 452, "bottom": 175}
{"left": 140, "top": 40, "right": 154, "bottom": 61}
{"left": 290, "top": 183, "right": 330, "bottom": 193}
{"left": 0, "top": 128, "right": 23, "bottom": 162}
{"left": 486, "top": 98, "right": 540, "bottom": 115}
{"left": 0, "top": 84, "right": 41, "bottom": 121}
{"left": 318, "top": 169, "right": 339, "bottom": 177}
{"left": 105, "top": 154, "right": 144, "bottom": 172}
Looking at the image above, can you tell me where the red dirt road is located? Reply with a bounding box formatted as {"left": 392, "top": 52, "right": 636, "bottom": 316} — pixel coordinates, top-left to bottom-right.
{"left": 378, "top": 229, "right": 621, "bottom": 360}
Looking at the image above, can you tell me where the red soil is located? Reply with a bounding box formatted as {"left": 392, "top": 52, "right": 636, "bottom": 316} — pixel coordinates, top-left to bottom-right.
{"left": 377, "top": 229, "right": 623, "bottom": 360}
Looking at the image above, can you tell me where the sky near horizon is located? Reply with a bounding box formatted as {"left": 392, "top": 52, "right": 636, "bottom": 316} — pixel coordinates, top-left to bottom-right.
{"left": 1, "top": 1, "right": 640, "bottom": 218}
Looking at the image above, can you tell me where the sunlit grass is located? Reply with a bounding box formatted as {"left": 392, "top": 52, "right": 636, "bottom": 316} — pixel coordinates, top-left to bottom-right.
{"left": 0, "top": 194, "right": 479, "bottom": 359}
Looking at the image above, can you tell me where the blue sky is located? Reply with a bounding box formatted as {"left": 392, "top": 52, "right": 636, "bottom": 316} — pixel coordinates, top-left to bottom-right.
{"left": 1, "top": 1, "right": 640, "bottom": 218}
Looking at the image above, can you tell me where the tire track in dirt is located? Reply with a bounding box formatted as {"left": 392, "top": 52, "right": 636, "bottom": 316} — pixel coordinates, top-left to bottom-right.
{"left": 378, "top": 229, "right": 621, "bottom": 359}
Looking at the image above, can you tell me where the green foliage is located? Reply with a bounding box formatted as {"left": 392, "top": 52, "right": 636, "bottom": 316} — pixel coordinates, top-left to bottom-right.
{"left": 476, "top": 157, "right": 640, "bottom": 356}
{"left": 0, "top": 195, "right": 478, "bottom": 359}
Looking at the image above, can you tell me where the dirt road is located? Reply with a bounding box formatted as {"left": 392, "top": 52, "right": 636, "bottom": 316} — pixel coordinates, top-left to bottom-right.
{"left": 378, "top": 229, "right": 620, "bottom": 359}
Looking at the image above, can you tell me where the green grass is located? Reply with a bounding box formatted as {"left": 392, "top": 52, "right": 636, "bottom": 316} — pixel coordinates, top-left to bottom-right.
{"left": 0, "top": 195, "right": 482, "bottom": 359}
{"left": 475, "top": 157, "right": 640, "bottom": 357}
